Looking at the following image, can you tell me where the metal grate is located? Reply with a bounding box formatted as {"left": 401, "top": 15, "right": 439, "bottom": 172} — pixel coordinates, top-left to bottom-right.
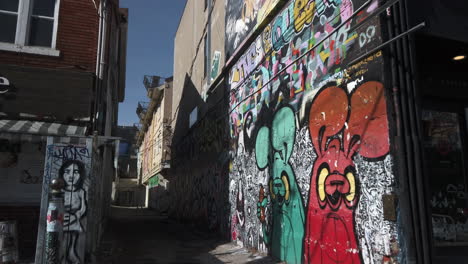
{"left": 143, "top": 75, "right": 165, "bottom": 91}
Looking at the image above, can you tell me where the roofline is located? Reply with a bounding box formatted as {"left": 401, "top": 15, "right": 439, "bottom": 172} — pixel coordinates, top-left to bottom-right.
{"left": 174, "top": 0, "right": 189, "bottom": 39}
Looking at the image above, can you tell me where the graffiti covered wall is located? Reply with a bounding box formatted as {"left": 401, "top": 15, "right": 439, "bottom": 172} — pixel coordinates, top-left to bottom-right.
{"left": 225, "top": 0, "right": 283, "bottom": 58}
{"left": 170, "top": 108, "right": 231, "bottom": 237}
{"left": 36, "top": 139, "right": 93, "bottom": 264}
{"left": 227, "top": 0, "right": 400, "bottom": 263}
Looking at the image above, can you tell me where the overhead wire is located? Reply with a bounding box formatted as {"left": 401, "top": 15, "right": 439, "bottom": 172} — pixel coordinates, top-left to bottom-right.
{"left": 228, "top": 0, "right": 372, "bottom": 95}
{"left": 170, "top": 0, "right": 383, "bottom": 146}
{"left": 186, "top": 0, "right": 351, "bottom": 118}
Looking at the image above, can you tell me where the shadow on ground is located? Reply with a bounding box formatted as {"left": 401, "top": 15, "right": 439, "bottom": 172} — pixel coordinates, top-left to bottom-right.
{"left": 95, "top": 206, "right": 277, "bottom": 264}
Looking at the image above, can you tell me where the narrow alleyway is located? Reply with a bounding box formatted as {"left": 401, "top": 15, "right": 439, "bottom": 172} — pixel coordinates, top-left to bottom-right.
{"left": 95, "top": 206, "right": 276, "bottom": 264}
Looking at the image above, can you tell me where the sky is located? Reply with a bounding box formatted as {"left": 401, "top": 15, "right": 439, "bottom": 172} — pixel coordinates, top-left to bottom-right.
{"left": 118, "top": 0, "right": 187, "bottom": 126}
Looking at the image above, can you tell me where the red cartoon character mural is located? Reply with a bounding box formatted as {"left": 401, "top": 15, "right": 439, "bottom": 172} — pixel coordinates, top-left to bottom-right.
{"left": 304, "top": 81, "right": 389, "bottom": 263}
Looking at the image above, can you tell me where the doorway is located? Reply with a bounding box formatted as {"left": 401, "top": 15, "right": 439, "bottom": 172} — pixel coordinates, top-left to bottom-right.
{"left": 416, "top": 34, "right": 468, "bottom": 263}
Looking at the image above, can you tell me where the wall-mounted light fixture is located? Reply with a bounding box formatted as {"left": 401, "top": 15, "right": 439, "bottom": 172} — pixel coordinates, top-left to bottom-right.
{"left": 453, "top": 55, "right": 466, "bottom": 61}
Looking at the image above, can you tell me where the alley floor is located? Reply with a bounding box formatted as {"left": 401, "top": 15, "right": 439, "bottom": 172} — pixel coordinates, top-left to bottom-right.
{"left": 95, "top": 206, "right": 277, "bottom": 264}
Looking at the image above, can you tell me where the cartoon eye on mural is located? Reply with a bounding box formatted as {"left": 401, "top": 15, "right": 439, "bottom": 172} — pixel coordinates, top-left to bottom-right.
{"left": 255, "top": 106, "right": 305, "bottom": 264}
{"left": 304, "top": 81, "right": 389, "bottom": 263}
{"left": 59, "top": 159, "right": 88, "bottom": 264}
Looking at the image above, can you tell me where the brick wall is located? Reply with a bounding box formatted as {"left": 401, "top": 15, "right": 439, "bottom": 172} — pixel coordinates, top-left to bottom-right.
{"left": 0, "top": 0, "right": 100, "bottom": 73}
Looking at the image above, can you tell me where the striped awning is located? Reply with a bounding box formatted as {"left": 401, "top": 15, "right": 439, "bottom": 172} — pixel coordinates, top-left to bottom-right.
{"left": 0, "top": 120, "right": 87, "bottom": 141}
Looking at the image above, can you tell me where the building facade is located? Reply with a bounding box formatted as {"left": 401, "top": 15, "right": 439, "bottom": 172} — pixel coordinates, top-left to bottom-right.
{"left": 169, "top": 0, "right": 229, "bottom": 233}
{"left": 112, "top": 125, "right": 145, "bottom": 207}
{"left": 224, "top": 0, "right": 468, "bottom": 263}
{"left": 166, "top": 0, "right": 468, "bottom": 263}
{"left": 136, "top": 76, "right": 173, "bottom": 211}
{"left": 0, "top": 0, "right": 128, "bottom": 262}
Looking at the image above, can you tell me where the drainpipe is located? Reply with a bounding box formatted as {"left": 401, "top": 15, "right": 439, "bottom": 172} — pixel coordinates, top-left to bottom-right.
{"left": 93, "top": 0, "right": 108, "bottom": 133}
{"left": 398, "top": 0, "right": 432, "bottom": 262}
{"left": 387, "top": 2, "right": 432, "bottom": 263}
{"left": 89, "top": 0, "right": 110, "bottom": 260}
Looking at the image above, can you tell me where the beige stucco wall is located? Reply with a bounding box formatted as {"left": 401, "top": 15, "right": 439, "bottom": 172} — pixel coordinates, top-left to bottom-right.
{"left": 163, "top": 83, "right": 173, "bottom": 159}
{"left": 140, "top": 86, "right": 173, "bottom": 183}
{"left": 172, "top": 0, "right": 225, "bottom": 144}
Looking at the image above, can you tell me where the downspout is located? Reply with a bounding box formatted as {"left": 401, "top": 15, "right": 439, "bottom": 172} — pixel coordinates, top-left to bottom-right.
{"left": 387, "top": 1, "right": 432, "bottom": 263}
{"left": 88, "top": 0, "right": 110, "bottom": 261}
{"left": 94, "top": 0, "right": 108, "bottom": 133}
{"left": 398, "top": 0, "right": 433, "bottom": 262}
{"left": 93, "top": 3, "right": 102, "bottom": 132}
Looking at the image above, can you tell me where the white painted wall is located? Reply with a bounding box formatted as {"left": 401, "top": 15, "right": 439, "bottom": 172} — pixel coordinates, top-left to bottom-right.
{"left": 0, "top": 142, "right": 44, "bottom": 205}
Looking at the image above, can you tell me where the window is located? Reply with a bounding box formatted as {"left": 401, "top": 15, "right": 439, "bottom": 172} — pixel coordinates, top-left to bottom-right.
{"left": 189, "top": 107, "right": 198, "bottom": 128}
{"left": 0, "top": 0, "right": 60, "bottom": 56}
{"left": 0, "top": 1, "right": 19, "bottom": 43}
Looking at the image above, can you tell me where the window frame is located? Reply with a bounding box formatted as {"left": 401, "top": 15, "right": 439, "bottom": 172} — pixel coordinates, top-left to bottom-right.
{"left": 0, "top": 0, "right": 61, "bottom": 56}
{"left": 189, "top": 106, "right": 198, "bottom": 128}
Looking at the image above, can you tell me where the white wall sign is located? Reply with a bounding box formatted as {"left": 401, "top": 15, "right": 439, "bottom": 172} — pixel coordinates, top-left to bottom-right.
{"left": 0, "top": 76, "right": 10, "bottom": 94}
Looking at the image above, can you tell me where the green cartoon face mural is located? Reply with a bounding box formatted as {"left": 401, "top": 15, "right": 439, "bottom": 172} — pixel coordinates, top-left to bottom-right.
{"left": 255, "top": 106, "right": 305, "bottom": 264}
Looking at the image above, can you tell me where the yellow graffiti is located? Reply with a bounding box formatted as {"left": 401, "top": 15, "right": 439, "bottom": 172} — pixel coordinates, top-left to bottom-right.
{"left": 270, "top": 180, "right": 276, "bottom": 200}
{"left": 318, "top": 167, "right": 328, "bottom": 201}
{"left": 346, "top": 50, "right": 383, "bottom": 78}
{"left": 294, "top": 0, "right": 315, "bottom": 32}
{"left": 231, "top": 68, "right": 241, "bottom": 84}
{"left": 319, "top": 50, "right": 330, "bottom": 62}
{"left": 242, "top": 0, "right": 256, "bottom": 23}
{"left": 257, "top": 0, "right": 281, "bottom": 28}
{"left": 263, "top": 25, "right": 273, "bottom": 53}
{"left": 345, "top": 32, "right": 358, "bottom": 44}
{"left": 346, "top": 171, "right": 356, "bottom": 201}
{"left": 282, "top": 174, "right": 291, "bottom": 202}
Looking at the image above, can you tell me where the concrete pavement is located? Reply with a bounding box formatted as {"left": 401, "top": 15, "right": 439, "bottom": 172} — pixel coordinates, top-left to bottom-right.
{"left": 95, "top": 206, "right": 277, "bottom": 264}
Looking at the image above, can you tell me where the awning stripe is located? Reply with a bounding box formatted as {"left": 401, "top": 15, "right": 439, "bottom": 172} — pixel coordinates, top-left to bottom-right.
{"left": 66, "top": 125, "right": 78, "bottom": 135}
{"left": 0, "top": 120, "right": 87, "bottom": 137}
{"left": 38, "top": 122, "right": 50, "bottom": 134}
{"left": 76, "top": 126, "right": 86, "bottom": 135}
{"left": 48, "top": 123, "right": 61, "bottom": 135}
{"left": 10, "top": 120, "right": 27, "bottom": 131}
{"left": 57, "top": 124, "right": 68, "bottom": 135}
{"left": 19, "top": 121, "right": 33, "bottom": 132}
{"left": 1, "top": 120, "right": 16, "bottom": 130}
{"left": 30, "top": 122, "right": 44, "bottom": 133}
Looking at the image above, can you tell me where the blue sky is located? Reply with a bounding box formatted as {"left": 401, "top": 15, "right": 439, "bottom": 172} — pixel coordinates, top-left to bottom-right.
{"left": 118, "top": 0, "right": 187, "bottom": 126}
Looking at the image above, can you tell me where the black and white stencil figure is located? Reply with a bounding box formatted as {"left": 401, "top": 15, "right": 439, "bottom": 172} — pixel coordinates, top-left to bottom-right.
{"left": 59, "top": 160, "right": 88, "bottom": 264}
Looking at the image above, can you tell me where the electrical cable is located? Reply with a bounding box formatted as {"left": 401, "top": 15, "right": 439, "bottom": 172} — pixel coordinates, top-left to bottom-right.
{"left": 173, "top": 0, "right": 341, "bottom": 130}
{"left": 228, "top": 0, "right": 373, "bottom": 95}
{"left": 168, "top": 0, "right": 390, "bottom": 148}
{"left": 228, "top": 0, "right": 374, "bottom": 115}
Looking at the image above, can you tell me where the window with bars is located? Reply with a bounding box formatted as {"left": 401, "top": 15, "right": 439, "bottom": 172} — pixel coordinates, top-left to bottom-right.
{"left": 0, "top": 0, "right": 59, "bottom": 52}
